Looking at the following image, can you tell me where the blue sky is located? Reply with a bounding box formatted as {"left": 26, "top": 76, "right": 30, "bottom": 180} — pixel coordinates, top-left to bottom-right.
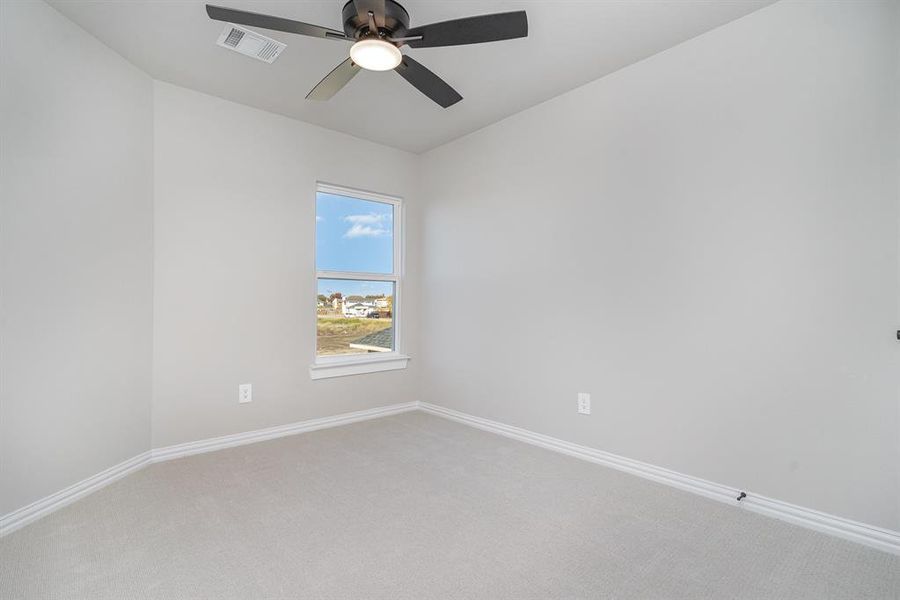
{"left": 316, "top": 192, "right": 393, "bottom": 274}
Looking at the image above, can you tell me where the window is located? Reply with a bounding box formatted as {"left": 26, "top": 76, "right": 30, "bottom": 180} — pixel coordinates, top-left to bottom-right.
{"left": 309, "top": 183, "right": 408, "bottom": 379}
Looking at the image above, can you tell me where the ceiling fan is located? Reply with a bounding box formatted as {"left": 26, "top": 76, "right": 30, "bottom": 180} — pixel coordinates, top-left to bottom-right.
{"left": 206, "top": 1, "right": 528, "bottom": 108}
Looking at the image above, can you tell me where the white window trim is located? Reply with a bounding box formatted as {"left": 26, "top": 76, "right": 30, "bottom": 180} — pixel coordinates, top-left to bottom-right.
{"left": 309, "top": 352, "right": 410, "bottom": 380}
{"left": 309, "top": 182, "right": 409, "bottom": 380}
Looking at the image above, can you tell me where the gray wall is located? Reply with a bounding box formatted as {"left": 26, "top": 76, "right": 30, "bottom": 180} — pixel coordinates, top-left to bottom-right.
{"left": 0, "top": 0, "right": 154, "bottom": 514}
{"left": 151, "top": 82, "right": 421, "bottom": 448}
{"left": 420, "top": 0, "right": 900, "bottom": 530}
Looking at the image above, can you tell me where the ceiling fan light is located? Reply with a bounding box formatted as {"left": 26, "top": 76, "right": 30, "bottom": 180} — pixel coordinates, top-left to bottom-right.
{"left": 350, "top": 38, "right": 402, "bottom": 71}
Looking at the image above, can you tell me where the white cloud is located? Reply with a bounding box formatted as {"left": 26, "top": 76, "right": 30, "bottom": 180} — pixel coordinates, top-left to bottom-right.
{"left": 344, "top": 213, "right": 389, "bottom": 225}
{"left": 344, "top": 223, "right": 390, "bottom": 238}
{"left": 316, "top": 216, "right": 324, "bottom": 222}
{"left": 342, "top": 213, "right": 391, "bottom": 238}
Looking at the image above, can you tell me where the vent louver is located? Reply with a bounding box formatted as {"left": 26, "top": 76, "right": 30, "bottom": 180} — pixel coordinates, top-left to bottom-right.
{"left": 216, "top": 24, "right": 285, "bottom": 64}
{"left": 223, "top": 28, "right": 244, "bottom": 47}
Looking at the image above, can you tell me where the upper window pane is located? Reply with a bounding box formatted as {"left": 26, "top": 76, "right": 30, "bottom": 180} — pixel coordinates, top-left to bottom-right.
{"left": 316, "top": 191, "right": 394, "bottom": 274}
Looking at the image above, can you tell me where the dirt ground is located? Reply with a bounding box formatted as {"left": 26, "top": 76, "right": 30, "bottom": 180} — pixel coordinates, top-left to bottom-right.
{"left": 316, "top": 317, "right": 392, "bottom": 355}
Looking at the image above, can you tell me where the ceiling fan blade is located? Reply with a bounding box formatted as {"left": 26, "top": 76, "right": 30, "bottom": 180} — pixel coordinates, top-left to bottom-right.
{"left": 405, "top": 11, "right": 527, "bottom": 48}
{"left": 394, "top": 55, "right": 462, "bottom": 108}
{"left": 206, "top": 5, "right": 349, "bottom": 41}
{"left": 306, "top": 58, "right": 362, "bottom": 101}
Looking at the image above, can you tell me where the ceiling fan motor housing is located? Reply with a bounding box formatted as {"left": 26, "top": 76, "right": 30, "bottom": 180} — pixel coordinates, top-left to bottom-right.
{"left": 341, "top": 0, "right": 410, "bottom": 39}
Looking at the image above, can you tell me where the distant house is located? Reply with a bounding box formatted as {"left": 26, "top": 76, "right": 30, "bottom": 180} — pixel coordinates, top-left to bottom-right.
{"left": 349, "top": 327, "right": 393, "bottom": 353}
{"left": 374, "top": 298, "right": 390, "bottom": 309}
{"left": 342, "top": 301, "right": 377, "bottom": 318}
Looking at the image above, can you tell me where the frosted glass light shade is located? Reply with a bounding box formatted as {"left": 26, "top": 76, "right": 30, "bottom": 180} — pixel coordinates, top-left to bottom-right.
{"left": 350, "top": 38, "right": 402, "bottom": 71}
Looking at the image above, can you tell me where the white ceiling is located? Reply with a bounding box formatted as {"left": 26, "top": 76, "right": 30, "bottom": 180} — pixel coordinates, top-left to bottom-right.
{"left": 49, "top": 0, "right": 774, "bottom": 153}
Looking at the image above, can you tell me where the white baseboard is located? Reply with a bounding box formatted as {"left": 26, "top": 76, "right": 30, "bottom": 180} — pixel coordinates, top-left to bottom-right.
{"left": 0, "top": 401, "right": 417, "bottom": 537}
{"left": 151, "top": 401, "right": 418, "bottom": 462}
{"left": 4, "top": 400, "right": 898, "bottom": 556}
{"left": 0, "top": 450, "right": 153, "bottom": 537}
{"left": 419, "top": 402, "right": 900, "bottom": 556}
{"left": 739, "top": 492, "right": 900, "bottom": 556}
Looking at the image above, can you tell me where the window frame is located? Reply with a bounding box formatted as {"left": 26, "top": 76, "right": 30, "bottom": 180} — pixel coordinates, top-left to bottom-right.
{"left": 309, "top": 182, "right": 409, "bottom": 380}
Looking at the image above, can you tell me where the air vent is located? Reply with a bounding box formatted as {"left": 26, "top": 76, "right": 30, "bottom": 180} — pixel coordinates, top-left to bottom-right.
{"left": 216, "top": 24, "right": 286, "bottom": 64}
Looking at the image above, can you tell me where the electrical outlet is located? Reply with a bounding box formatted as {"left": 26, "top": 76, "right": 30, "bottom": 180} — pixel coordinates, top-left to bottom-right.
{"left": 239, "top": 383, "right": 252, "bottom": 404}
{"left": 577, "top": 392, "right": 591, "bottom": 415}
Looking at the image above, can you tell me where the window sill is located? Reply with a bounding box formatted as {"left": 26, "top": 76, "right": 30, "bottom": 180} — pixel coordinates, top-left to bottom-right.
{"left": 309, "top": 354, "right": 410, "bottom": 380}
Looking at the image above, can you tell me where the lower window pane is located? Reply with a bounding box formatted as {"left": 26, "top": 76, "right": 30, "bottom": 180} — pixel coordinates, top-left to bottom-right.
{"left": 316, "top": 279, "right": 395, "bottom": 356}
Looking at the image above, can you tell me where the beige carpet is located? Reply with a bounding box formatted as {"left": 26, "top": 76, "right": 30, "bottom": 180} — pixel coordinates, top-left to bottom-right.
{"left": 1, "top": 411, "right": 898, "bottom": 599}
